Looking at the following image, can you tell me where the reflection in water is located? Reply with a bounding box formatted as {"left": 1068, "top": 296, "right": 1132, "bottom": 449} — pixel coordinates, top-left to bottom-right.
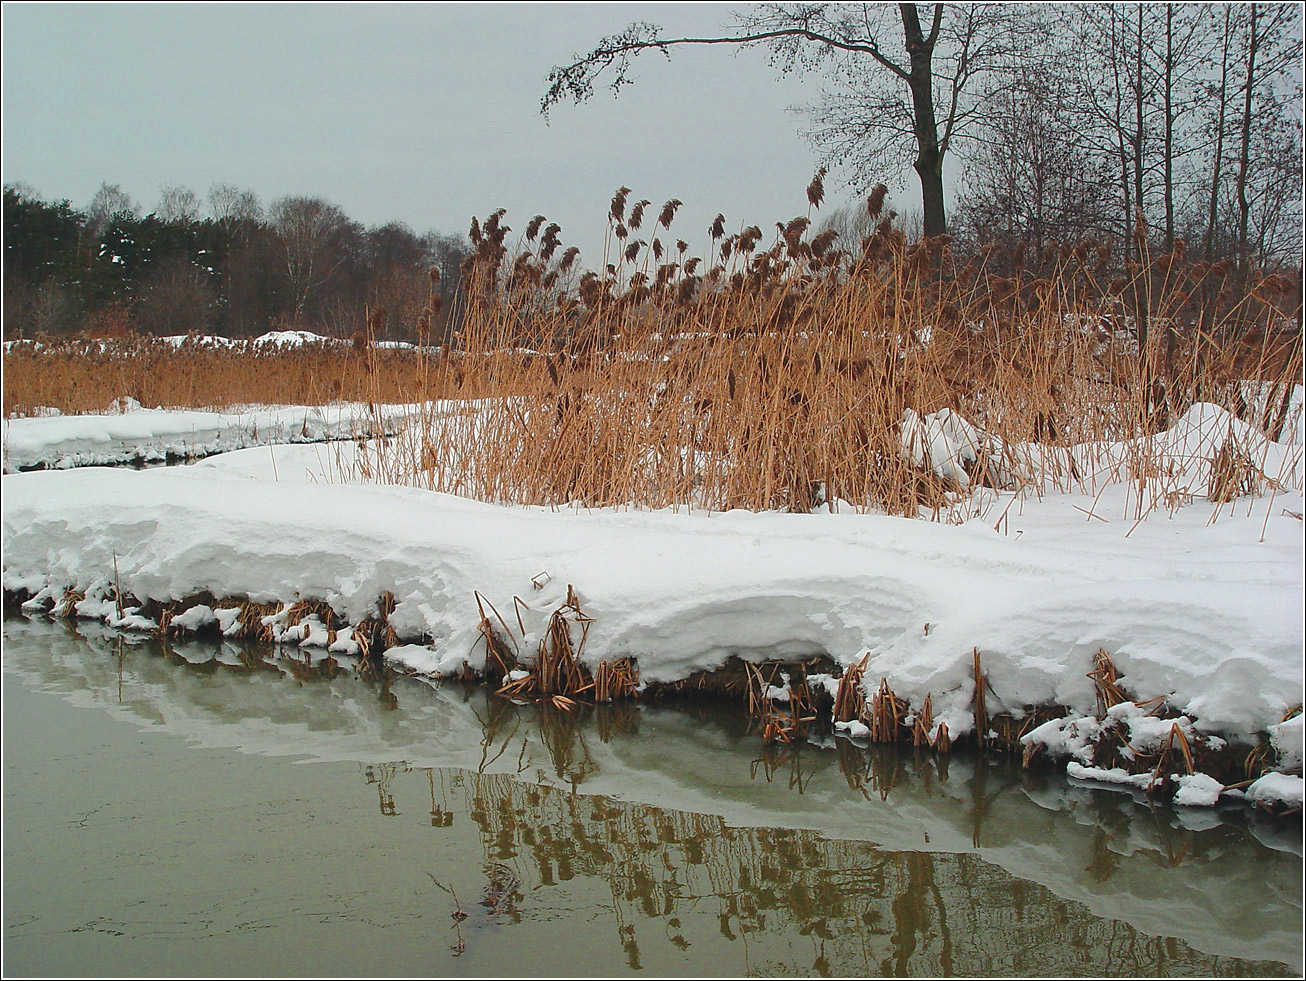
{"left": 3, "top": 613, "right": 1301, "bottom": 977}
{"left": 371, "top": 763, "right": 1287, "bottom": 977}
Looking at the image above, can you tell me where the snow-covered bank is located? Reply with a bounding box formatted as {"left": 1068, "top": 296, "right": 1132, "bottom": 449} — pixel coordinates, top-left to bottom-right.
{"left": 2, "top": 400, "right": 417, "bottom": 472}
{"left": 3, "top": 406, "right": 1302, "bottom": 804}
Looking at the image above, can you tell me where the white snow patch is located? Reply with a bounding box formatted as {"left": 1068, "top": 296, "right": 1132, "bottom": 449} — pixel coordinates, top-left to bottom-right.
{"left": 1246, "top": 772, "right": 1305, "bottom": 809}
{"left": 170, "top": 604, "right": 217, "bottom": 633}
{"left": 1268, "top": 713, "right": 1303, "bottom": 772}
{"left": 1173, "top": 773, "right": 1224, "bottom": 807}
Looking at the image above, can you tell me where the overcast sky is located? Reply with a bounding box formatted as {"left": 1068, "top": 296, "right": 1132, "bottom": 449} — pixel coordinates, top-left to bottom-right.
{"left": 1, "top": 2, "right": 911, "bottom": 264}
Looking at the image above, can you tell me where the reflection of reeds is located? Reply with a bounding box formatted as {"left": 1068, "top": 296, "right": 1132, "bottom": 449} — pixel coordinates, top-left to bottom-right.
{"left": 534, "top": 699, "right": 597, "bottom": 785}
{"left": 593, "top": 700, "right": 639, "bottom": 743}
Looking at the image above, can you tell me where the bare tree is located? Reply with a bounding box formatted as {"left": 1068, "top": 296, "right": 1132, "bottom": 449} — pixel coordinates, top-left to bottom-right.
{"left": 268, "top": 195, "right": 355, "bottom": 324}
{"left": 208, "top": 183, "right": 264, "bottom": 228}
{"left": 157, "top": 185, "right": 201, "bottom": 224}
{"left": 135, "top": 257, "right": 217, "bottom": 335}
{"left": 427, "top": 232, "right": 472, "bottom": 343}
{"left": 954, "top": 68, "right": 1116, "bottom": 258}
{"left": 1228, "top": 3, "right": 1301, "bottom": 283}
{"left": 86, "top": 182, "right": 139, "bottom": 237}
{"left": 543, "top": 3, "right": 1036, "bottom": 237}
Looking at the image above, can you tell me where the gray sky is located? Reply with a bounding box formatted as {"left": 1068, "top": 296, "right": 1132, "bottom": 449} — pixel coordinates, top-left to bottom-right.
{"left": 2, "top": 2, "right": 903, "bottom": 265}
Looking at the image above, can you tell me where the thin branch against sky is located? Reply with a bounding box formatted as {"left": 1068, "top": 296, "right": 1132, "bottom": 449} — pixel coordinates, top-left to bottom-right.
{"left": 2, "top": 3, "right": 883, "bottom": 265}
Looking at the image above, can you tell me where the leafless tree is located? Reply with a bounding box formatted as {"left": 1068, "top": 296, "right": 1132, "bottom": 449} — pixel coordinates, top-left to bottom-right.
{"left": 86, "top": 182, "right": 139, "bottom": 236}
{"left": 135, "top": 257, "right": 216, "bottom": 335}
{"left": 543, "top": 3, "right": 1038, "bottom": 238}
{"left": 156, "top": 185, "right": 201, "bottom": 224}
{"left": 954, "top": 67, "right": 1116, "bottom": 259}
{"left": 208, "top": 183, "right": 264, "bottom": 228}
{"left": 268, "top": 195, "right": 356, "bottom": 324}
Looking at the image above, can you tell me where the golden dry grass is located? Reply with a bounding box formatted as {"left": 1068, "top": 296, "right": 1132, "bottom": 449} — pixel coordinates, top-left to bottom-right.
{"left": 369, "top": 200, "right": 1300, "bottom": 516}
{"left": 5, "top": 190, "right": 1300, "bottom": 519}
{"left": 1, "top": 335, "right": 467, "bottom": 417}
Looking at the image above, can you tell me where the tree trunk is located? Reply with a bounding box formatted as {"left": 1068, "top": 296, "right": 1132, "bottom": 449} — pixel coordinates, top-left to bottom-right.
{"left": 1163, "top": 4, "right": 1175, "bottom": 250}
{"left": 1108, "top": 7, "right": 1134, "bottom": 262}
{"left": 901, "top": 4, "right": 947, "bottom": 237}
{"left": 1204, "top": 7, "right": 1231, "bottom": 262}
{"left": 1133, "top": 5, "right": 1147, "bottom": 240}
{"left": 1236, "top": 3, "right": 1260, "bottom": 290}
{"left": 1132, "top": 5, "right": 1149, "bottom": 351}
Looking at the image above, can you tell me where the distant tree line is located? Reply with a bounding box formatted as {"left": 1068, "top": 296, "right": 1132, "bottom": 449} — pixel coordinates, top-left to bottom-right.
{"left": 2, "top": 182, "right": 471, "bottom": 341}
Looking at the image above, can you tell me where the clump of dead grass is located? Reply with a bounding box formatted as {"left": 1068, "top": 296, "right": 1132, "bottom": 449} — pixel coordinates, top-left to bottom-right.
{"left": 367, "top": 191, "right": 1300, "bottom": 517}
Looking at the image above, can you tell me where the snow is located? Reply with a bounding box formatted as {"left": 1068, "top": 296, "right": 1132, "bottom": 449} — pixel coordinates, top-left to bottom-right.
{"left": 2, "top": 401, "right": 416, "bottom": 472}
{"left": 1066, "top": 765, "right": 1228, "bottom": 809}
{"left": 1174, "top": 773, "right": 1225, "bottom": 808}
{"left": 834, "top": 719, "right": 871, "bottom": 739}
{"left": 2, "top": 396, "right": 1303, "bottom": 807}
{"left": 4, "top": 330, "right": 435, "bottom": 357}
{"left": 249, "top": 329, "right": 331, "bottom": 348}
{"left": 1269, "top": 712, "right": 1304, "bottom": 772}
{"left": 1247, "top": 772, "right": 1304, "bottom": 809}
{"left": 900, "top": 406, "right": 982, "bottom": 486}
{"left": 169, "top": 604, "right": 217, "bottom": 633}
{"left": 1066, "top": 761, "right": 1153, "bottom": 790}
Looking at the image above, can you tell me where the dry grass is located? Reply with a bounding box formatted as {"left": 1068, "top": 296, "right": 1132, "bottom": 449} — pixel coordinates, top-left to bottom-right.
{"left": 1, "top": 334, "right": 462, "bottom": 416}
{"left": 362, "top": 195, "right": 1301, "bottom": 516}
{"left": 6, "top": 190, "right": 1299, "bottom": 519}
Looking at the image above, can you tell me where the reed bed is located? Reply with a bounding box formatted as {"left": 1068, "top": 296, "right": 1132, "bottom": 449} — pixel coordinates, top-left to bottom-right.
{"left": 1, "top": 334, "right": 466, "bottom": 416}
{"left": 363, "top": 187, "right": 1301, "bottom": 516}
{"left": 6, "top": 185, "right": 1299, "bottom": 518}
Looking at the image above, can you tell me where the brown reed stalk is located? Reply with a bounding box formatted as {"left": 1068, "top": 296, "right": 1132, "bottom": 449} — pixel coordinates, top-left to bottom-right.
{"left": 911, "top": 693, "right": 934, "bottom": 747}
{"left": 870, "top": 678, "right": 907, "bottom": 743}
{"left": 973, "top": 647, "right": 988, "bottom": 750}
{"left": 1086, "top": 649, "right": 1129, "bottom": 715}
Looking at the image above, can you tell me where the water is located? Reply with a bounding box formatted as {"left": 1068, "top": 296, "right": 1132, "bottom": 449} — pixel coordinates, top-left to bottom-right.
{"left": 3, "top": 614, "right": 1301, "bottom": 977}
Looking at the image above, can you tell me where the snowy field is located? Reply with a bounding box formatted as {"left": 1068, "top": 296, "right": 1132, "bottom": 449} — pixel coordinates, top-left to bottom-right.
{"left": 2, "top": 394, "right": 1303, "bottom": 809}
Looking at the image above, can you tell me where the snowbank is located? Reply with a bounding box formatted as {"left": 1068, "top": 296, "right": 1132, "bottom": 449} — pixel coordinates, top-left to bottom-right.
{"left": 3, "top": 397, "right": 1302, "bottom": 806}
{"left": 2, "top": 401, "right": 416, "bottom": 472}
{"left": 4, "top": 438, "right": 1300, "bottom": 732}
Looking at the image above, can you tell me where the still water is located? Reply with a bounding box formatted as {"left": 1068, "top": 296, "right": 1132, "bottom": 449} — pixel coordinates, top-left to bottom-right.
{"left": 2, "top": 615, "right": 1301, "bottom": 977}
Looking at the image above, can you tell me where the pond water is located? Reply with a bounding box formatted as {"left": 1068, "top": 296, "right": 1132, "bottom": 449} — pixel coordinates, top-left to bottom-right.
{"left": 3, "top": 614, "right": 1301, "bottom": 977}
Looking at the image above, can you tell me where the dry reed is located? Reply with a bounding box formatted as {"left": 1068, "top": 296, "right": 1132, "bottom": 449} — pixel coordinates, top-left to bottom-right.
{"left": 356, "top": 193, "right": 1301, "bottom": 517}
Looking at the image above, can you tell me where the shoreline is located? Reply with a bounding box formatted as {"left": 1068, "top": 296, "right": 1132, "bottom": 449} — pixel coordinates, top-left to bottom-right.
{"left": 5, "top": 577, "right": 1300, "bottom": 816}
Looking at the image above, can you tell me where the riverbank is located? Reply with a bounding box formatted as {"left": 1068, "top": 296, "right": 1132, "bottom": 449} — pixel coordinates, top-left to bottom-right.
{"left": 3, "top": 401, "right": 1301, "bottom": 811}
{"left": 2, "top": 399, "right": 420, "bottom": 472}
